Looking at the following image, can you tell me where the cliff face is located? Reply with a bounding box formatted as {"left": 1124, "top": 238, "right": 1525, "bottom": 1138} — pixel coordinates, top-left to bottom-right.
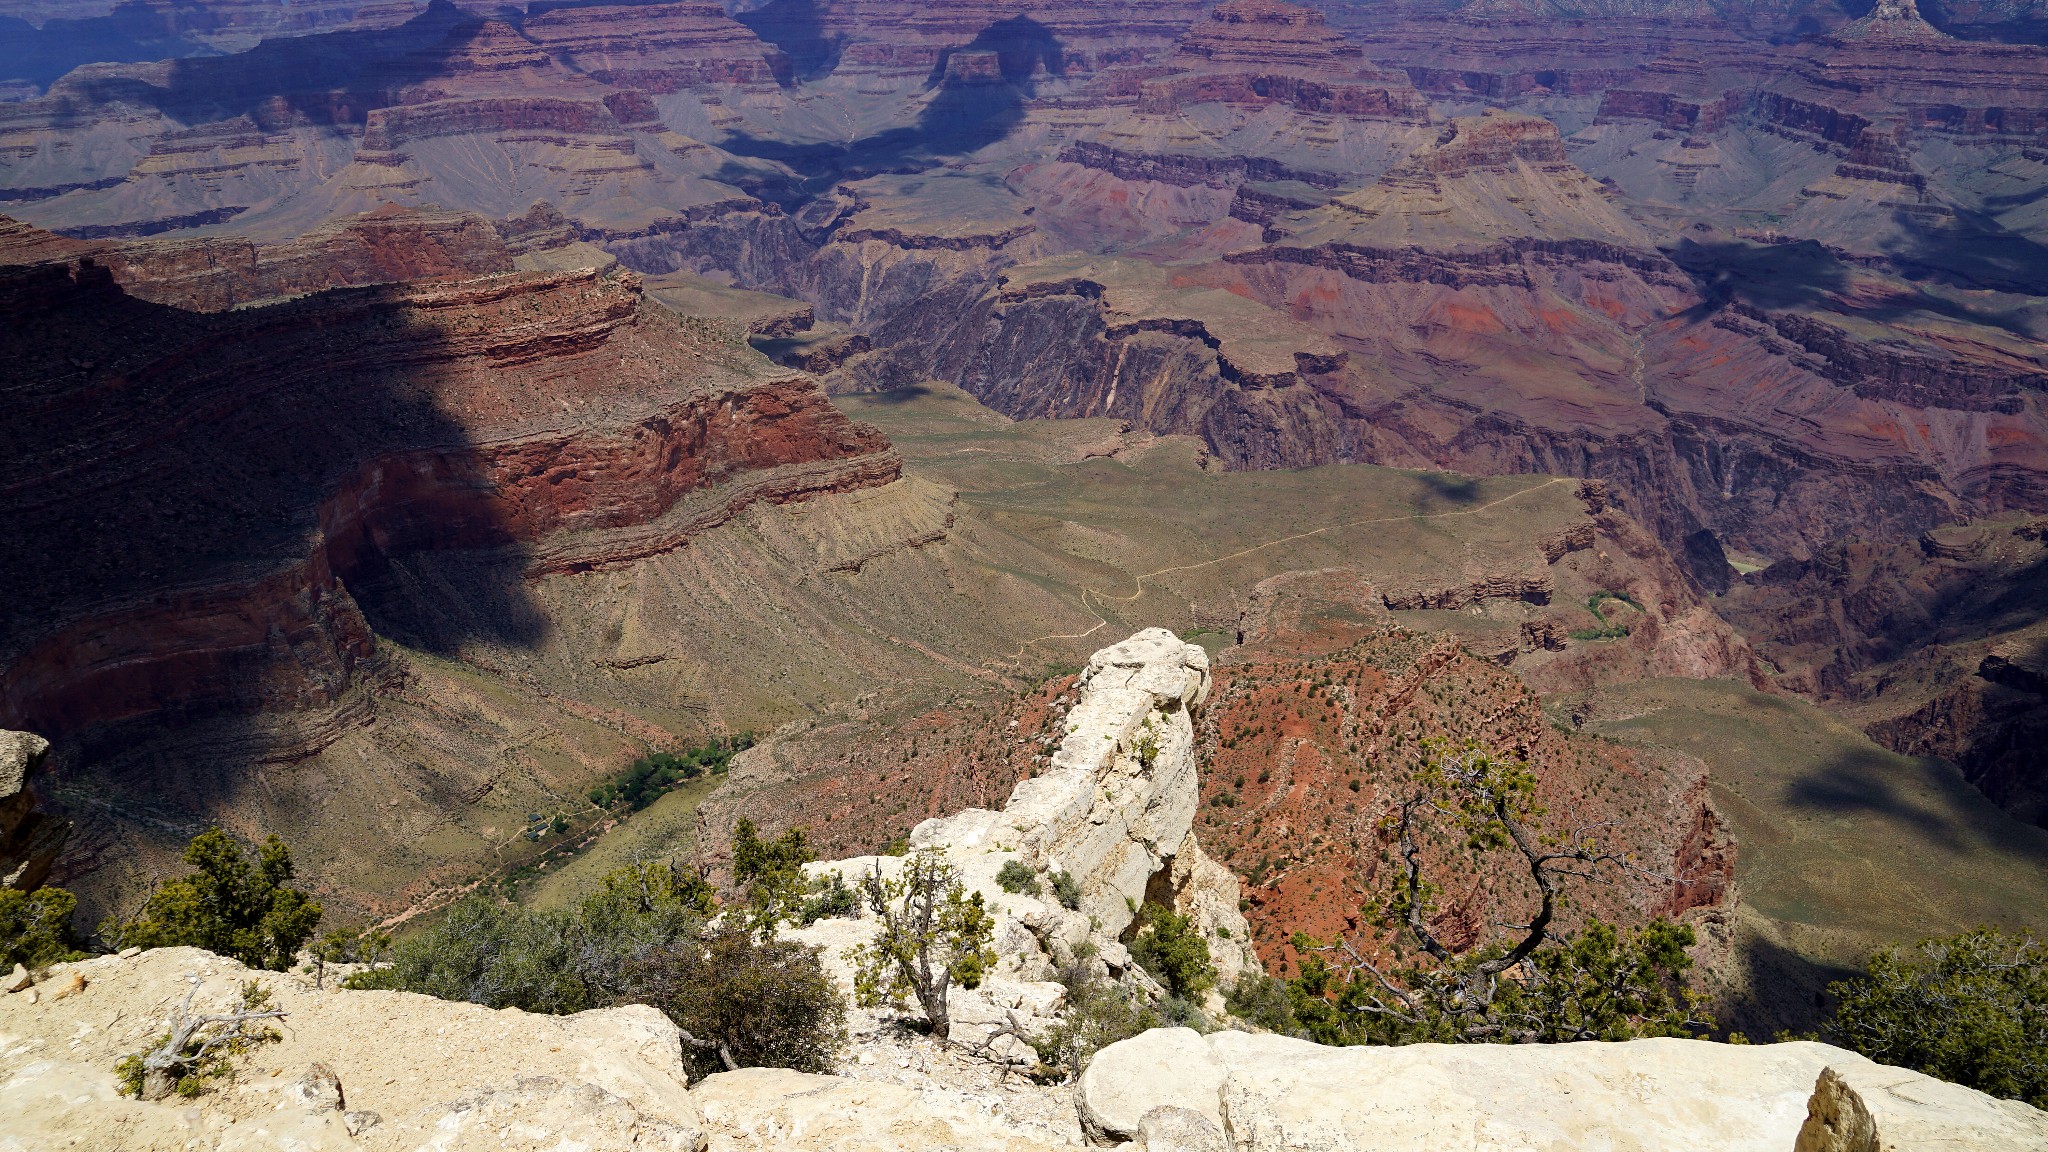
{"left": 0, "top": 218, "right": 899, "bottom": 910}
{"left": 787, "top": 629, "right": 1256, "bottom": 1049}
{"left": 1718, "top": 513, "right": 2048, "bottom": 829}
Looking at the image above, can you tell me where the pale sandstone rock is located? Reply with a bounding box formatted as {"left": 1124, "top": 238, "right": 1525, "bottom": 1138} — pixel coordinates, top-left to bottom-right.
{"left": 0, "top": 729, "right": 66, "bottom": 891}
{"left": 1795, "top": 1061, "right": 2048, "bottom": 1151}
{"left": 0, "top": 947, "right": 708, "bottom": 1152}
{"left": 1076, "top": 1028, "right": 1226, "bottom": 1142}
{"left": 1136, "top": 1105, "right": 1228, "bottom": 1152}
{"left": 0, "top": 731, "right": 49, "bottom": 798}
{"left": 1076, "top": 1029, "right": 2048, "bottom": 1151}
{"left": 691, "top": 1066, "right": 1069, "bottom": 1151}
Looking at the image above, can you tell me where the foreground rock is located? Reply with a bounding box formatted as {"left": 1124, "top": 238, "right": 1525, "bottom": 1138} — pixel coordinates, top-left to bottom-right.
{"left": 1077, "top": 1027, "right": 2048, "bottom": 1151}
{"left": 0, "top": 947, "right": 706, "bottom": 1152}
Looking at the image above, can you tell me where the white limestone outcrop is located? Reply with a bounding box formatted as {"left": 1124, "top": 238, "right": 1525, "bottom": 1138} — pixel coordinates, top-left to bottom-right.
{"left": 795, "top": 628, "right": 1257, "bottom": 1050}
{"left": 0, "top": 947, "right": 708, "bottom": 1152}
{"left": 1076, "top": 1027, "right": 2048, "bottom": 1151}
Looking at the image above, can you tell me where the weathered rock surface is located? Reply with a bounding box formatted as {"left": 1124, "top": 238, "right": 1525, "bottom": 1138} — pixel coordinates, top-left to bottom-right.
{"left": 797, "top": 630, "right": 1257, "bottom": 1047}
{"left": 1077, "top": 1028, "right": 2048, "bottom": 1151}
{"left": 1795, "top": 1060, "right": 2048, "bottom": 1151}
{"left": 0, "top": 729, "right": 66, "bottom": 891}
{"left": 0, "top": 947, "right": 709, "bottom": 1152}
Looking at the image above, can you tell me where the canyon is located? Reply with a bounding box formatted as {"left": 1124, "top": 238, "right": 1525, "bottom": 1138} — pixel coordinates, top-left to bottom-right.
{"left": 3, "top": 0, "right": 2048, "bottom": 1085}
{"left": 1, "top": 628, "right": 2043, "bottom": 1148}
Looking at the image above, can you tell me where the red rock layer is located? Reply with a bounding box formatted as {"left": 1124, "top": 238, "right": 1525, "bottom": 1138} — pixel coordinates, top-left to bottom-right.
{"left": 1173, "top": 0, "right": 1365, "bottom": 69}
{"left": 702, "top": 623, "right": 1733, "bottom": 973}
{"left": 0, "top": 232, "right": 897, "bottom": 743}
{"left": 1190, "top": 630, "right": 1732, "bottom": 975}
{"left": 88, "top": 206, "right": 513, "bottom": 310}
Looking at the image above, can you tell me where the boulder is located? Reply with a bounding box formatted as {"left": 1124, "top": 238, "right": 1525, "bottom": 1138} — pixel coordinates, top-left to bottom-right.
{"left": 0, "top": 729, "right": 68, "bottom": 891}
{"left": 1075, "top": 1028, "right": 1226, "bottom": 1142}
{"left": 1796, "top": 1061, "right": 2048, "bottom": 1151}
{"left": 0, "top": 947, "right": 708, "bottom": 1152}
{"left": 1075, "top": 1028, "right": 2048, "bottom": 1151}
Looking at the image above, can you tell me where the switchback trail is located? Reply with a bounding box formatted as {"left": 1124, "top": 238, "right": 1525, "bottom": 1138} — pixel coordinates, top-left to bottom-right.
{"left": 995, "top": 476, "right": 1576, "bottom": 665}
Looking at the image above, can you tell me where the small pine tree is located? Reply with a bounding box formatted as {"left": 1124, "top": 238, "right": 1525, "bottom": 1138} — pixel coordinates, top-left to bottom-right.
{"left": 1130, "top": 902, "right": 1216, "bottom": 1001}
{"left": 850, "top": 851, "right": 995, "bottom": 1040}
{"left": 0, "top": 886, "right": 82, "bottom": 970}
{"left": 731, "top": 819, "right": 813, "bottom": 929}
{"left": 106, "top": 830, "right": 321, "bottom": 971}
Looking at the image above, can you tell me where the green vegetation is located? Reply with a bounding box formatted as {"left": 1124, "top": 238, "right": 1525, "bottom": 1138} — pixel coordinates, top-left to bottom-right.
{"left": 1049, "top": 869, "right": 1082, "bottom": 910}
{"left": 1031, "top": 957, "right": 1166, "bottom": 1076}
{"left": 995, "top": 859, "right": 1041, "bottom": 896}
{"left": 796, "top": 872, "right": 859, "bottom": 926}
{"left": 619, "top": 925, "right": 845, "bottom": 1076}
{"left": 1225, "top": 971, "right": 1300, "bottom": 1035}
{"left": 1569, "top": 590, "right": 1641, "bottom": 642}
{"left": 731, "top": 818, "right": 813, "bottom": 928}
{"left": 589, "top": 736, "right": 755, "bottom": 812}
{"left": 850, "top": 851, "right": 996, "bottom": 1039}
{"left": 116, "top": 980, "right": 282, "bottom": 1099}
{"left": 104, "top": 829, "right": 322, "bottom": 971}
{"left": 353, "top": 850, "right": 845, "bottom": 1074}
{"left": 1130, "top": 902, "right": 1216, "bottom": 1002}
{"left": 347, "top": 859, "right": 710, "bottom": 1012}
{"left": 0, "top": 885, "right": 83, "bottom": 970}
{"left": 1827, "top": 927, "right": 2046, "bottom": 1108}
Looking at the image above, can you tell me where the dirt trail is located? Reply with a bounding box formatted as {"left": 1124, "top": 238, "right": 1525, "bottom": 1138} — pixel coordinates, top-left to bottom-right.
{"left": 997, "top": 477, "right": 1573, "bottom": 663}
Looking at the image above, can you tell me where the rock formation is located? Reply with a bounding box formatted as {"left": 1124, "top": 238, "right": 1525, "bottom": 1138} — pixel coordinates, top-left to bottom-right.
{"left": 1075, "top": 1027, "right": 2048, "bottom": 1151}
{"left": 2, "top": 633, "right": 2043, "bottom": 1149}
{"left": 0, "top": 217, "right": 899, "bottom": 911}
{"left": 793, "top": 629, "right": 1256, "bottom": 1044}
{"left": 0, "top": 729, "right": 67, "bottom": 891}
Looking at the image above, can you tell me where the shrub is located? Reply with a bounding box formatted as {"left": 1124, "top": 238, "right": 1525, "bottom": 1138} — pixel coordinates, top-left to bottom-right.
{"left": 352, "top": 859, "right": 845, "bottom": 1075}
{"left": 1130, "top": 902, "right": 1215, "bottom": 1001}
{"left": 1828, "top": 926, "right": 2046, "bottom": 1108}
{"left": 0, "top": 886, "right": 82, "bottom": 970}
{"left": 1049, "top": 869, "right": 1082, "bottom": 911}
{"left": 116, "top": 979, "right": 281, "bottom": 1099}
{"left": 796, "top": 872, "right": 858, "bottom": 925}
{"left": 619, "top": 925, "right": 845, "bottom": 1076}
{"left": 732, "top": 819, "right": 813, "bottom": 929}
{"left": 995, "top": 859, "right": 1041, "bottom": 896}
{"left": 1225, "top": 971, "right": 1299, "bottom": 1035}
{"left": 1031, "top": 960, "right": 1161, "bottom": 1076}
{"left": 850, "top": 851, "right": 995, "bottom": 1039}
{"left": 105, "top": 830, "right": 322, "bottom": 971}
{"left": 349, "top": 858, "right": 707, "bottom": 1012}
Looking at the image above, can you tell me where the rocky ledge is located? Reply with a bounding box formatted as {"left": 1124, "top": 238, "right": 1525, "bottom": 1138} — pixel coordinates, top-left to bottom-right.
{"left": 3, "top": 631, "right": 2043, "bottom": 1150}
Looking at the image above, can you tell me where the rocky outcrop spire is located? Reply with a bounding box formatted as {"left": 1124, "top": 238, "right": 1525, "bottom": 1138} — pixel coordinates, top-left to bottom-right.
{"left": 1833, "top": 0, "right": 1946, "bottom": 40}
{"left": 800, "top": 629, "right": 1258, "bottom": 1050}
{"left": 905, "top": 628, "right": 1255, "bottom": 983}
